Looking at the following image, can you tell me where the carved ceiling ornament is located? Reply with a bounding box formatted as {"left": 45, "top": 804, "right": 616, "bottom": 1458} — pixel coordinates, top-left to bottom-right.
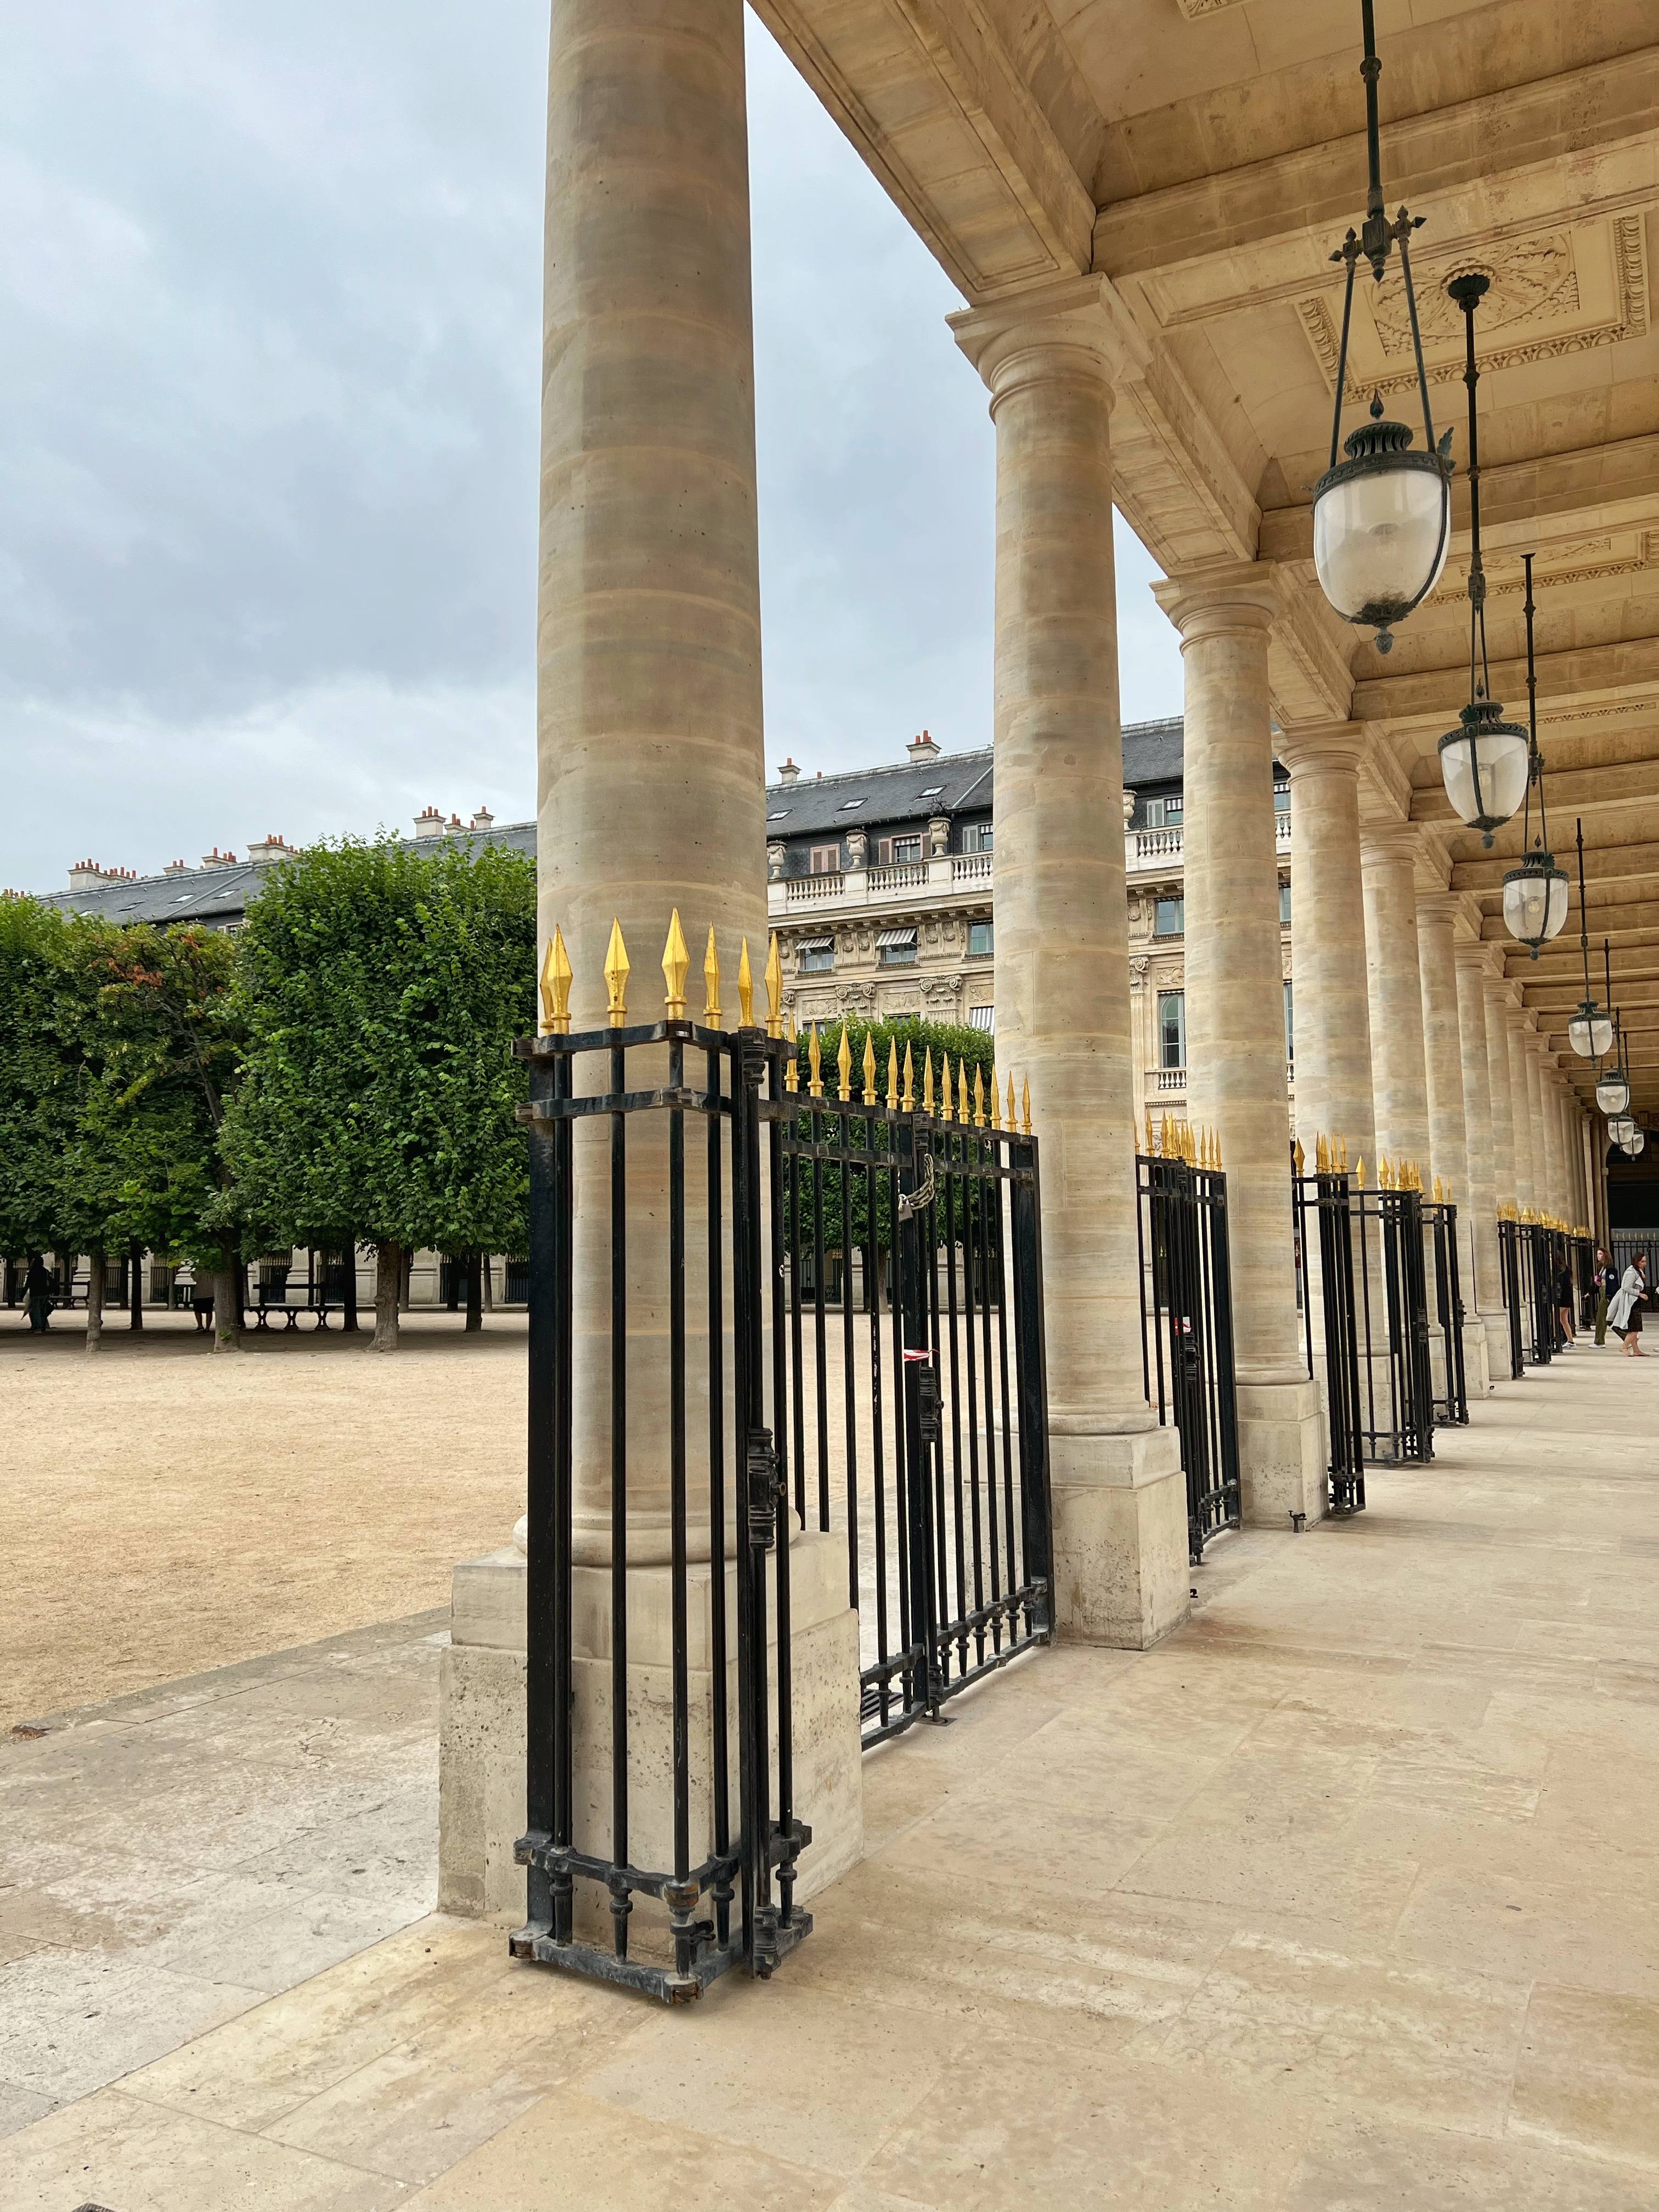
{"left": 1173, "top": 0, "right": 1245, "bottom": 14}
{"left": 1297, "top": 216, "right": 1648, "bottom": 404}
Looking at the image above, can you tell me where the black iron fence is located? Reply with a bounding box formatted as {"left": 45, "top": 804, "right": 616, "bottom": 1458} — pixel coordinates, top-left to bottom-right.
{"left": 1293, "top": 1145, "right": 1434, "bottom": 1491}
{"left": 782, "top": 1028, "right": 1053, "bottom": 1747}
{"left": 1135, "top": 1123, "right": 1240, "bottom": 1562}
{"left": 1423, "top": 1199, "right": 1469, "bottom": 1425}
{"left": 509, "top": 926, "right": 1051, "bottom": 2006}
{"left": 1499, "top": 1211, "right": 1558, "bottom": 1367}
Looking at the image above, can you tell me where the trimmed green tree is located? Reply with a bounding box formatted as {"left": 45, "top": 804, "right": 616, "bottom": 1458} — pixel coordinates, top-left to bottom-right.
{"left": 222, "top": 837, "right": 537, "bottom": 1350}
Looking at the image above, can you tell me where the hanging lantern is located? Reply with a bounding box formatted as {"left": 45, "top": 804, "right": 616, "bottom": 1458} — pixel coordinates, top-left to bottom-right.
{"left": 1310, "top": 9, "right": 1453, "bottom": 654}
{"left": 1502, "top": 554, "right": 1567, "bottom": 960}
{"left": 1596, "top": 1066, "right": 1630, "bottom": 1119}
{"left": 1567, "top": 838, "right": 1615, "bottom": 1056}
{"left": 1436, "top": 275, "right": 1530, "bottom": 843}
{"left": 1610, "top": 1113, "right": 1637, "bottom": 1147}
{"left": 1624, "top": 1128, "right": 1647, "bottom": 1158}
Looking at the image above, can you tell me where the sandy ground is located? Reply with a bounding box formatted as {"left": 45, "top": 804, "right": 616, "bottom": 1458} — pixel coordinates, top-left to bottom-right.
{"left": 1, "top": 1309, "right": 526, "bottom": 1731}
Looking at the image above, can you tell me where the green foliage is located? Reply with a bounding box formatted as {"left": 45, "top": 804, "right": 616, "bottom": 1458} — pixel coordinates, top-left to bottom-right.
{"left": 0, "top": 898, "right": 96, "bottom": 1256}
{"left": 221, "top": 837, "right": 537, "bottom": 1256}
{"left": 785, "top": 1014, "right": 999, "bottom": 1256}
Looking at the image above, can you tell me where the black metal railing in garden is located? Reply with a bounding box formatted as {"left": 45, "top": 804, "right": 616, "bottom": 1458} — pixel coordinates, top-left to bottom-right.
{"left": 1135, "top": 1124, "right": 1240, "bottom": 1562}
{"left": 782, "top": 1025, "right": 1053, "bottom": 1748}
{"left": 1293, "top": 1144, "right": 1434, "bottom": 1487}
{"left": 1423, "top": 1199, "right": 1468, "bottom": 1425}
{"left": 1497, "top": 1216, "right": 1526, "bottom": 1379}
{"left": 1500, "top": 1212, "right": 1556, "bottom": 1367}
{"left": 508, "top": 921, "right": 1052, "bottom": 2006}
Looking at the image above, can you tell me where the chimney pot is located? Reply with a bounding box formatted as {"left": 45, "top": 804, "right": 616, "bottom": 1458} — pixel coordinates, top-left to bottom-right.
{"left": 777, "top": 757, "right": 800, "bottom": 784}
{"left": 907, "top": 729, "right": 941, "bottom": 762}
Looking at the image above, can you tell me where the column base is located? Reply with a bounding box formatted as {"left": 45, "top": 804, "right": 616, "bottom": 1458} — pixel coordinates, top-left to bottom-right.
{"left": 1477, "top": 1310, "right": 1510, "bottom": 1391}
{"left": 438, "top": 1531, "right": 864, "bottom": 1928}
{"left": 1048, "top": 1423, "right": 1190, "bottom": 1651}
{"left": 1462, "top": 1321, "right": 1491, "bottom": 1402}
{"left": 1236, "top": 1376, "right": 1326, "bottom": 1528}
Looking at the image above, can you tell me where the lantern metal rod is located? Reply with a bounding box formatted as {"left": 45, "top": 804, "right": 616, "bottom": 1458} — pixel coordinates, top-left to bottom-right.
{"left": 1517, "top": 552, "right": 1551, "bottom": 860}
{"left": 1576, "top": 820, "right": 1593, "bottom": 999}
{"left": 1454, "top": 279, "right": 1491, "bottom": 710}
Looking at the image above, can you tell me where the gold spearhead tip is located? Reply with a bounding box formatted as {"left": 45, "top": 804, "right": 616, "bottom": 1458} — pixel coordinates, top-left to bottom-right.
{"left": 808, "top": 1023, "right": 823, "bottom": 1099}
{"left": 764, "top": 933, "right": 783, "bottom": 1037}
{"left": 923, "top": 1051, "right": 935, "bottom": 1116}
{"left": 661, "top": 909, "right": 690, "bottom": 1019}
{"left": 973, "top": 1065, "right": 985, "bottom": 1128}
{"left": 993, "top": 1066, "right": 1004, "bottom": 1131}
{"left": 703, "top": 927, "right": 721, "bottom": 1022}
{"left": 1293, "top": 1138, "right": 1305, "bottom": 1174}
{"left": 941, "top": 1058, "right": 953, "bottom": 1120}
{"left": 958, "top": 1059, "right": 970, "bottom": 1126}
{"left": 539, "top": 926, "right": 573, "bottom": 1034}
{"left": 1355, "top": 1155, "right": 1365, "bottom": 1188}
{"left": 837, "top": 1022, "right": 852, "bottom": 1098}
{"left": 1021, "top": 1078, "right": 1032, "bottom": 1136}
{"left": 603, "top": 918, "right": 630, "bottom": 1026}
{"left": 737, "top": 939, "right": 754, "bottom": 1028}
{"left": 1008, "top": 1073, "right": 1017, "bottom": 1132}
{"left": 1339, "top": 1136, "right": 1348, "bottom": 1172}
{"left": 902, "top": 1041, "right": 915, "bottom": 1111}
{"left": 863, "top": 1032, "right": 877, "bottom": 1100}
{"left": 887, "top": 1039, "right": 899, "bottom": 1110}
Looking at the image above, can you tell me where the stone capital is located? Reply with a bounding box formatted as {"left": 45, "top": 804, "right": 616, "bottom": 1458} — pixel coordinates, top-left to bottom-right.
{"left": 1358, "top": 817, "right": 1420, "bottom": 870}
{"left": 1414, "top": 891, "right": 1463, "bottom": 930}
{"left": 1452, "top": 936, "right": 1491, "bottom": 973}
{"left": 1273, "top": 720, "right": 1368, "bottom": 780}
{"left": 1151, "top": 558, "right": 1282, "bottom": 644}
{"left": 949, "top": 274, "right": 1144, "bottom": 411}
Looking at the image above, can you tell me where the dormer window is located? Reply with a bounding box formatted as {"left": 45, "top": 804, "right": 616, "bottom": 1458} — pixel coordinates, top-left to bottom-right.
{"left": 838, "top": 798, "right": 865, "bottom": 811}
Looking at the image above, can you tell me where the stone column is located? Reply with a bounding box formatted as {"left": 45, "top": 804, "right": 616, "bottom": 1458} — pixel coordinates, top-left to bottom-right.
{"left": 1153, "top": 561, "right": 1323, "bottom": 1527}
{"left": 441, "top": 0, "right": 862, "bottom": 1927}
{"left": 1454, "top": 940, "right": 1506, "bottom": 1370}
{"left": 953, "top": 280, "right": 1187, "bottom": 1647}
{"left": 1129, "top": 956, "right": 1150, "bottom": 1137}
{"left": 1539, "top": 1058, "right": 1566, "bottom": 1221}
{"left": 1276, "top": 724, "right": 1376, "bottom": 1168}
{"left": 1505, "top": 1000, "right": 1537, "bottom": 1213}
{"left": 1482, "top": 958, "right": 1517, "bottom": 1214}
{"left": 1359, "top": 823, "right": 1433, "bottom": 1176}
{"left": 1523, "top": 1035, "right": 1549, "bottom": 1216}
{"left": 1417, "top": 895, "right": 1488, "bottom": 1396}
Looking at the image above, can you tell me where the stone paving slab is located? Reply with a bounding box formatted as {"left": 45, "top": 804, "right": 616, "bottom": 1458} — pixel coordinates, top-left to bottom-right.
{"left": 4, "top": 1346, "right": 1659, "bottom": 2206}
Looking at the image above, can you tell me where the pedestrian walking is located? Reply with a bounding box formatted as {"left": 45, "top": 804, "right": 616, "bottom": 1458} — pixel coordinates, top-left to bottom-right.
{"left": 1593, "top": 1248, "right": 1616, "bottom": 1346}
{"left": 1555, "top": 1256, "right": 1577, "bottom": 1349}
{"left": 1609, "top": 1253, "right": 1649, "bottom": 1358}
{"left": 24, "top": 1255, "right": 53, "bottom": 1334}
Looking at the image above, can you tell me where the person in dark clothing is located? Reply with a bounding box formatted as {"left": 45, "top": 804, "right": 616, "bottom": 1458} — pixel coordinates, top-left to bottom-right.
{"left": 1554, "top": 1260, "right": 1576, "bottom": 1348}
{"left": 24, "top": 1255, "right": 53, "bottom": 1333}
{"left": 1593, "top": 1249, "right": 1616, "bottom": 1345}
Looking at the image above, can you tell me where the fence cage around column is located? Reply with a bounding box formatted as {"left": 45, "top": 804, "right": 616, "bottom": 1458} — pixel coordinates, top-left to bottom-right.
{"left": 1292, "top": 1156, "right": 1435, "bottom": 1485}
{"left": 1422, "top": 1201, "right": 1469, "bottom": 1426}
{"left": 1496, "top": 1217, "right": 1527, "bottom": 1380}
{"left": 510, "top": 994, "right": 1053, "bottom": 2006}
{"left": 1135, "top": 1145, "right": 1241, "bottom": 1562}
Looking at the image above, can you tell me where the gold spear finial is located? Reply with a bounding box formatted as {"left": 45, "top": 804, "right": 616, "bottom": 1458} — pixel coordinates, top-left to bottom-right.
{"left": 1021, "top": 1078, "right": 1032, "bottom": 1135}
{"left": 887, "top": 1039, "right": 899, "bottom": 1111}
{"left": 923, "top": 1049, "right": 935, "bottom": 1116}
{"left": 902, "top": 1042, "right": 915, "bottom": 1111}
{"left": 837, "top": 1022, "right": 852, "bottom": 1099}
{"left": 604, "top": 918, "right": 630, "bottom": 1026}
{"left": 1008, "top": 1073, "right": 1017, "bottom": 1134}
{"left": 808, "top": 1023, "right": 823, "bottom": 1098}
{"left": 1293, "top": 1137, "right": 1305, "bottom": 1175}
{"left": 661, "top": 909, "right": 690, "bottom": 1019}
{"left": 994, "top": 1067, "right": 1005, "bottom": 1132}
{"left": 941, "top": 1056, "right": 954, "bottom": 1122}
{"left": 863, "top": 1031, "right": 877, "bottom": 1102}
{"left": 974, "top": 1065, "right": 986, "bottom": 1129}
{"left": 957, "top": 1058, "right": 970, "bottom": 1127}
{"left": 737, "top": 939, "right": 754, "bottom": 1027}
{"left": 1339, "top": 1136, "right": 1348, "bottom": 1173}
{"left": 1355, "top": 1155, "right": 1365, "bottom": 1188}
{"left": 1315, "top": 1133, "right": 1327, "bottom": 1173}
{"left": 1144, "top": 1108, "right": 1154, "bottom": 1158}
{"left": 764, "top": 933, "right": 783, "bottom": 1038}
{"left": 702, "top": 928, "right": 721, "bottom": 1023}
{"left": 539, "top": 927, "right": 572, "bottom": 1034}
{"left": 785, "top": 1012, "right": 799, "bottom": 1093}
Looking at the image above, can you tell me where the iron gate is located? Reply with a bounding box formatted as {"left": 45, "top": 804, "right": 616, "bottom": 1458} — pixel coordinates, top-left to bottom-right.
{"left": 1136, "top": 1132, "right": 1241, "bottom": 1561}
{"left": 509, "top": 933, "right": 1053, "bottom": 2005}
{"left": 1497, "top": 1216, "right": 1526, "bottom": 1379}
{"left": 782, "top": 1026, "right": 1054, "bottom": 1747}
{"left": 1424, "top": 1200, "right": 1469, "bottom": 1425}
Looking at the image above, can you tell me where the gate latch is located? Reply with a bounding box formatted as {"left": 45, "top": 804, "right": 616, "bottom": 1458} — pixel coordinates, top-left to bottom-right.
{"left": 746, "top": 1427, "right": 781, "bottom": 1548}
{"left": 917, "top": 1363, "right": 941, "bottom": 1447}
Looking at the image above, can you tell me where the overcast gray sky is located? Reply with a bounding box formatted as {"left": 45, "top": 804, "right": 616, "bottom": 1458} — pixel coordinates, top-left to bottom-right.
{"left": 0, "top": 2, "right": 1183, "bottom": 894}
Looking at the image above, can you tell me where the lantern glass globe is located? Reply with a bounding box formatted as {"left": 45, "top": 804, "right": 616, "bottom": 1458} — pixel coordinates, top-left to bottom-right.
{"left": 1568, "top": 1007, "right": 1615, "bottom": 1058}
{"left": 1609, "top": 1113, "right": 1637, "bottom": 1146}
{"left": 1437, "top": 704, "right": 1530, "bottom": 840}
{"left": 1502, "top": 861, "right": 1569, "bottom": 955}
{"left": 1311, "top": 416, "right": 1451, "bottom": 642}
{"left": 1596, "top": 1070, "right": 1630, "bottom": 1117}
{"left": 1626, "top": 1129, "right": 1646, "bottom": 1157}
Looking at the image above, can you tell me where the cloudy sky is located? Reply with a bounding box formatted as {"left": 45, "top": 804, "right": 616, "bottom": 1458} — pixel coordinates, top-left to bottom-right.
{"left": 1, "top": 2, "right": 1183, "bottom": 894}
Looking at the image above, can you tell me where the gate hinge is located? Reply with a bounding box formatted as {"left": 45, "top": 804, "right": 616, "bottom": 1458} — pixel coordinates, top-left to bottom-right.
{"left": 746, "top": 1427, "right": 781, "bottom": 1548}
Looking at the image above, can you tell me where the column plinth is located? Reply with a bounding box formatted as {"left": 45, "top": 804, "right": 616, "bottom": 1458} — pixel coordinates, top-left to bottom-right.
{"left": 1153, "top": 562, "right": 1322, "bottom": 1528}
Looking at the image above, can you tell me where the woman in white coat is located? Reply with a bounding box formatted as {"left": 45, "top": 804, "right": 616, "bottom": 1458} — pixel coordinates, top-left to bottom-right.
{"left": 1609, "top": 1254, "right": 1649, "bottom": 1358}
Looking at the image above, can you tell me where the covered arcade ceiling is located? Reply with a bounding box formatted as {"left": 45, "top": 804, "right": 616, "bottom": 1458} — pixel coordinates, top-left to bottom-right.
{"left": 753, "top": 0, "right": 1659, "bottom": 1108}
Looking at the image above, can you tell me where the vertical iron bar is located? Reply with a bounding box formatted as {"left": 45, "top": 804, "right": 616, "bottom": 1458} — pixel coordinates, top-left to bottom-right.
{"left": 668, "top": 1040, "right": 690, "bottom": 1932}
{"left": 608, "top": 1036, "right": 630, "bottom": 1959}
{"left": 706, "top": 1040, "right": 730, "bottom": 1950}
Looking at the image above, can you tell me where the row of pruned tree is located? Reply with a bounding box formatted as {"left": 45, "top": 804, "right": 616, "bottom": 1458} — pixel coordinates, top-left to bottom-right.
{"left": 0, "top": 838, "right": 536, "bottom": 1351}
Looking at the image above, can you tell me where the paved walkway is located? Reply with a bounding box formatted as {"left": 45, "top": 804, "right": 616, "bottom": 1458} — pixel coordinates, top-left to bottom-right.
{"left": 4, "top": 1343, "right": 1658, "bottom": 2207}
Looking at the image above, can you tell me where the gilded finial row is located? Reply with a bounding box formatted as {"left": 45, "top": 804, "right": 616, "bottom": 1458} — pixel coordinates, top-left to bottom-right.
{"left": 539, "top": 916, "right": 787, "bottom": 1036}
{"left": 1146, "top": 1113, "right": 1222, "bottom": 1169}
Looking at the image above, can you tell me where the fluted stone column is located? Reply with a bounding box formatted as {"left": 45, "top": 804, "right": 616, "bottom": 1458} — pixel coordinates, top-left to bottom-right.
{"left": 1359, "top": 824, "right": 1433, "bottom": 1175}
{"left": 954, "top": 280, "right": 1187, "bottom": 1647}
{"left": 1482, "top": 959, "right": 1517, "bottom": 1214}
{"left": 441, "top": 0, "right": 863, "bottom": 1926}
{"left": 1505, "top": 1001, "right": 1537, "bottom": 1213}
{"left": 1524, "top": 1036, "right": 1549, "bottom": 1217}
{"left": 1277, "top": 725, "right": 1376, "bottom": 1167}
{"left": 1454, "top": 941, "right": 1506, "bottom": 1369}
{"left": 1417, "top": 895, "right": 1489, "bottom": 1397}
{"left": 1153, "top": 561, "right": 1323, "bottom": 1527}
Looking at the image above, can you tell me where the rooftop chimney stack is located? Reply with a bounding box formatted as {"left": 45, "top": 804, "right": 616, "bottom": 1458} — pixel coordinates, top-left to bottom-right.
{"left": 163, "top": 860, "right": 188, "bottom": 877}
{"left": 470, "top": 806, "right": 494, "bottom": 831}
{"left": 200, "top": 848, "right": 238, "bottom": 870}
{"left": 414, "top": 806, "right": 445, "bottom": 840}
{"left": 907, "top": 729, "right": 941, "bottom": 763}
{"left": 247, "top": 833, "right": 294, "bottom": 866}
{"left": 777, "top": 757, "right": 800, "bottom": 784}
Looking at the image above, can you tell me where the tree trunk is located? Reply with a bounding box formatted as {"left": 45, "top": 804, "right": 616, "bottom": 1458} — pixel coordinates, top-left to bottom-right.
{"left": 465, "top": 1252, "right": 483, "bottom": 1331}
{"left": 482, "top": 1254, "right": 494, "bottom": 1313}
{"left": 399, "top": 1250, "right": 413, "bottom": 1313}
{"left": 213, "top": 1246, "right": 241, "bottom": 1352}
{"left": 85, "top": 1250, "right": 104, "bottom": 1353}
{"left": 129, "top": 1239, "right": 144, "bottom": 1330}
{"left": 373, "top": 1242, "right": 403, "bottom": 1351}
{"left": 342, "top": 1239, "right": 359, "bottom": 1333}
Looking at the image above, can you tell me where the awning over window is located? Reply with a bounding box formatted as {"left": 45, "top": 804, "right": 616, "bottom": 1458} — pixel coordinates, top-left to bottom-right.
{"left": 875, "top": 927, "right": 917, "bottom": 949}
{"left": 968, "top": 1005, "right": 995, "bottom": 1031}
{"left": 797, "top": 937, "right": 833, "bottom": 953}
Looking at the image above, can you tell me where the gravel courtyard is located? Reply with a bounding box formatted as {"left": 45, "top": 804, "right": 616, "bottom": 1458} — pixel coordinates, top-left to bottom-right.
{"left": 1, "top": 1311, "right": 526, "bottom": 1732}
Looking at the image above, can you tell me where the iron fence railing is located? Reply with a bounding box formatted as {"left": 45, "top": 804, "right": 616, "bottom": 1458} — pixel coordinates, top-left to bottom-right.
{"left": 1423, "top": 1201, "right": 1469, "bottom": 1425}
{"left": 1135, "top": 1135, "right": 1240, "bottom": 1561}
